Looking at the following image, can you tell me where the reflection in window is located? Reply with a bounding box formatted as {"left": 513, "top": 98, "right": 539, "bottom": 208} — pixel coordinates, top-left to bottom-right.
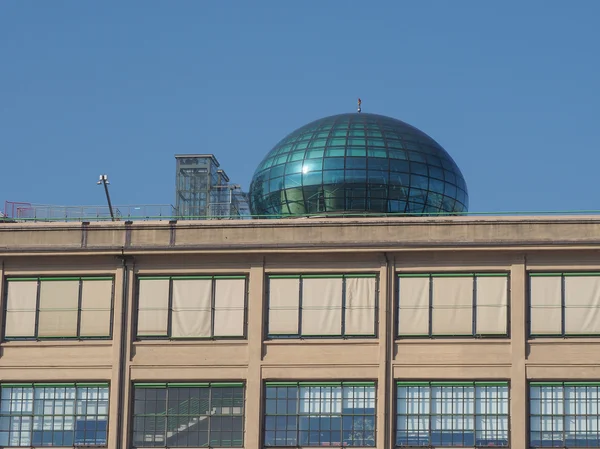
{"left": 264, "top": 382, "right": 376, "bottom": 447}
{"left": 0, "top": 384, "right": 109, "bottom": 447}
{"left": 530, "top": 382, "right": 600, "bottom": 448}
{"left": 249, "top": 113, "right": 469, "bottom": 217}
{"left": 396, "top": 382, "right": 508, "bottom": 447}
{"left": 132, "top": 383, "right": 244, "bottom": 448}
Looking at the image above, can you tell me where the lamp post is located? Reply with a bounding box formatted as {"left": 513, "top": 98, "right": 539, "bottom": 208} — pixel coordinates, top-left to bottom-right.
{"left": 97, "top": 175, "right": 115, "bottom": 221}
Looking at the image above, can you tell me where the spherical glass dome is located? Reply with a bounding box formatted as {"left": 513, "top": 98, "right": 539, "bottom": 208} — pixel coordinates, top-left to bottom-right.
{"left": 249, "top": 112, "right": 468, "bottom": 217}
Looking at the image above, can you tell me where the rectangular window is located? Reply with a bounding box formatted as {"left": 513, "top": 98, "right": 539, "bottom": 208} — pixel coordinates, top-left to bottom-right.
{"left": 266, "top": 274, "right": 378, "bottom": 338}
{"left": 0, "top": 383, "right": 109, "bottom": 447}
{"left": 132, "top": 382, "right": 244, "bottom": 448}
{"left": 264, "top": 381, "right": 376, "bottom": 447}
{"left": 396, "top": 381, "right": 509, "bottom": 447}
{"left": 530, "top": 382, "right": 600, "bottom": 448}
{"left": 4, "top": 277, "right": 114, "bottom": 340}
{"left": 529, "top": 272, "right": 600, "bottom": 336}
{"left": 397, "top": 273, "right": 509, "bottom": 337}
{"left": 136, "top": 276, "right": 247, "bottom": 339}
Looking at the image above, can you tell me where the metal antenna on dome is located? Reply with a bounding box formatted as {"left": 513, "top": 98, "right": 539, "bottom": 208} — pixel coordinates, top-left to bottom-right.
{"left": 357, "top": 98, "right": 362, "bottom": 113}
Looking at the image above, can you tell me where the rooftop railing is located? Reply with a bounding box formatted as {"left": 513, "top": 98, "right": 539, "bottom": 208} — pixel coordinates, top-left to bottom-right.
{"left": 3, "top": 201, "right": 600, "bottom": 223}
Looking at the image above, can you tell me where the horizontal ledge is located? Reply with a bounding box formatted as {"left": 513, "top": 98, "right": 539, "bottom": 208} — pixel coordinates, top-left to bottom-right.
{"left": 1, "top": 341, "right": 113, "bottom": 348}
{"left": 394, "top": 339, "right": 510, "bottom": 344}
{"left": 265, "top": 339, "right": 378, "bottom": 346}
{"left": 132, "top": 340, "right": 248, "bottom": 347}
{"left": 5, "top": 244, "right": 600, "bottom": 256}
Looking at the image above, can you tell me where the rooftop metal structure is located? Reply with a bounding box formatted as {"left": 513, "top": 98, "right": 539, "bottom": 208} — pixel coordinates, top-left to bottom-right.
{"left": 175, "top": 154, "right": 249, "bottom": 220}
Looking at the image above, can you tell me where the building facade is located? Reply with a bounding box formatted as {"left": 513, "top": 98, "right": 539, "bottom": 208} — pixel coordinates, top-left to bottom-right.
{"left": 0, "top": 215, "right": 599, "bottom": 448}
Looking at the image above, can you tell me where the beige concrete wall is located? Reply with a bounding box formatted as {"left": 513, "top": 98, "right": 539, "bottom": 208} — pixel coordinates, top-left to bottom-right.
{"left": 1, "top": 217, "right": 600, "bottom": 448}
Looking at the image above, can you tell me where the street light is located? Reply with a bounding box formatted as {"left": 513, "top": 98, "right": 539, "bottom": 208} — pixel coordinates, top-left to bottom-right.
{"left": 97, "top": 174, "right": 115, "bottom": 221}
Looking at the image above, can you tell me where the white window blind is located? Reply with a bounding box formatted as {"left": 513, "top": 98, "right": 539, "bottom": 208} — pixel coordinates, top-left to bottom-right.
{"left": 137, "top": 279, "right": 169, "bottom": 336}
{"left": 80, "top": 279, "right": 112, "bottom": 337}
{"left": 344, "top": 277, "right": 376, "bottom": 335}
{"left": 171, "top": 279, "right": 212, "bottom": 338}
{"left": 398, "top": 277, "right": 429, "bottom": 336}
{"left": 38, "top": 280, "right": 79, "bottom": 337}
{"left": 5, "top": 281, "right": 37, "bottom": 338}
{"left": 476, "top": 276, "right": 508, "bottom": 335}
{"left": 564, "top": 276, "right": 600, "bottom": 334}
{"left": 529, "top": 275, "right": 562, "bottom": 335}
{"left": 213, "top": 278, "right": 246, "bottom": 337}
{"left": 432, "top": 277, "right": 473, "bottom": 335}
{"left": 268, "top": 278, "right": 300, "bottom": 335}
{"left": 267, "top": 274, "right": 377, "bottom": 338}
{"left": 398, "top": 274, "right": 509, "bottom": 338}
{"left": 301, "top": 278, "right": 343, "bottom": 336}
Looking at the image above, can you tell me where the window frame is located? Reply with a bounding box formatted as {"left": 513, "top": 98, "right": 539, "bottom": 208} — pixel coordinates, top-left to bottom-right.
{"left": 131, "top": 381, "right": 245, "bottom": 448}
{"left": 396, "top": 272, "right": 511, "bottom": 339}
{"left": 265, "top": 273, "right": 379, "bottom": 340}
{"left": 529, "top": 381, "right": 600, "bottom": 448}
{"left": 395, "top": 380, "right": 510, "bottom": 448}
{"left": 263, "top": 381, "right": 377, "bottom": 447}
{"left": 528, "top": 272, "right": 600, "bottom": 338}
{"left": 0, "top": 382, "right": 110, "bottom": 447}
{"left": 3, "top": 276, "right": 115, "bottom": 341}
{"left": 134, "top": 275, "right": 248, "bottom": 341}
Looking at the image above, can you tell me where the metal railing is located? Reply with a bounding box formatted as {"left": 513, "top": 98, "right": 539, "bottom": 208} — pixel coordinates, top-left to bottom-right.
{"left": 4, "top": 201, "right": 600, "bottom": 223}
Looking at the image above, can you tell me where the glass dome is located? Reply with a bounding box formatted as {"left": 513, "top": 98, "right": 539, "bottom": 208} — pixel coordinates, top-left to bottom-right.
{"left": 249, "top": 112, "right": 468, "bottom": 217}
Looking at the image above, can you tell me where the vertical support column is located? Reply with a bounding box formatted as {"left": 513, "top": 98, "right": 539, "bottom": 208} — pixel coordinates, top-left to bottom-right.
{"left": 246, "top": 258, "right": 266, "bottom": 449}
{"left": 510, "top": 258, "right": 527, "bottom": 449}
{"left": 0, "top": 260, "right": 5, "bottom": 356}
{"left": 377, "top": 254, "right": 393, "bottom": 449}
{"left": 119, "top": 262, "right": 136, "bottom": 449}
{"left": 109, "top": 264, "right": 125, "bottom": 449}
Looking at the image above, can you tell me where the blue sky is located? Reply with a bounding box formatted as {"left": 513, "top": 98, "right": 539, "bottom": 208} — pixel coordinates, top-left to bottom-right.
{"left": 1, "top": 1, "right": 599, "bottom": 213}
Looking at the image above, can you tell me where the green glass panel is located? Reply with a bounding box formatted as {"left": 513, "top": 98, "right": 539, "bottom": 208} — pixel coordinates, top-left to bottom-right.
{"left": 368, "top": 149, "right": 387, "bottom": 158}
{"left": 306, "top": 149, "right": 324, "bottom": 159}
{"left": 347, "top": 147, "right": 366, "bottom": 157}
{"left": 324, "top": 148, "right": 345, "bottom": 157}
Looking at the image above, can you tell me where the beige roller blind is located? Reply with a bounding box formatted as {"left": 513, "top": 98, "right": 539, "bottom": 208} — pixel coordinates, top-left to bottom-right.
{"left": 80, "top": 280, "right": 113, "bottom": 337}
{"left": 301, "top": 277, "right": 343, "bottom": 336}
{"left": 476, "top": 276, "right": 508, "bottom": 335}
{"left": 398, "top": 277, "right": 430, "bottom": 336}
{"left": 530, "top": 276, "right": 562, "bottom": 334}
{"left": 38, "top": 280, "right": 79, "bottom": 337}
{"left": 565, "top": 276, "right": 600, "bottom": 334}
{"left": 172, "top": 279, "right": 212, "bottom": 338}
{"left": 344, "top": 277, "right": 376, "bottom": 335}
{"left": 432, "top": 276, "right": 473, "bottom": 335}
{"left": 214, "top": 278, "right": 246, "bottom": 337}
{"left": 137, "top": 279, "right": 169, "bottom": 336}
{"left": 268, "top": 278, "right": 300, "bottom": 335}
{"left": 5, "top": 280, "right": 38, "bottom": 337}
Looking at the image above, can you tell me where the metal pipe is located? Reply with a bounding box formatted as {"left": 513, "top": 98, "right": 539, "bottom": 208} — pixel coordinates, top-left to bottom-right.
{"left": 97, "top": 175, "right": 115, "bottom": 221}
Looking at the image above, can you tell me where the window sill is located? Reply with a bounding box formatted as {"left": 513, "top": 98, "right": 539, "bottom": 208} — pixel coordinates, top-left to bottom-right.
{"left": 1, "top": 339, "right": 113, "bottom": 347}
{"left": 528, "top": 337, "right": 600, "bottom": 344}
{"left": 133, "top": 339, "right": 248, "bottom": 346}
{"left": 265, "top": 338, "right": 378, "bottom": 346}
{"left": 394, "top": 338, "right": 510, "bottom": 344}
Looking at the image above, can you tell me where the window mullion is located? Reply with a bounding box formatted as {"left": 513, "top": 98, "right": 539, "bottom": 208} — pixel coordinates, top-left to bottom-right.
{"left": 76, "top": 279, "right": 83, "bottom": 338}
{"left": 34, "top": 279, "right": 41, "bottom": 339}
